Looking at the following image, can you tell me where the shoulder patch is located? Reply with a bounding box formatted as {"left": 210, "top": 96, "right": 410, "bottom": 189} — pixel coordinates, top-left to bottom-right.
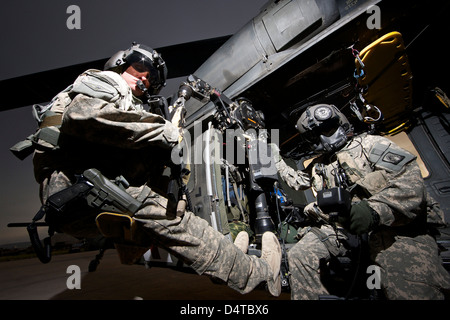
{"left": 369, "top": 142, "right": 416, "bottom": 172}
{"left": 382, "top": 151, "right": 405, "bottom": 165}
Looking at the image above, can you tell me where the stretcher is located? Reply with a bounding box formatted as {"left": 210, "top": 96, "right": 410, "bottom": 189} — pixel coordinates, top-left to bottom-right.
{"left": 355, "top": 32, "right": 413, "bottom": 134}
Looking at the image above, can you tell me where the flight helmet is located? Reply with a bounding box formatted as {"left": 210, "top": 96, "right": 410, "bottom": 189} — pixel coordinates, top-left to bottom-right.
{"left": 296, "top": 104, "right": 352, "bottom": 153}
{"left": 104, "top": 43, "right": 168, "bottom": 95}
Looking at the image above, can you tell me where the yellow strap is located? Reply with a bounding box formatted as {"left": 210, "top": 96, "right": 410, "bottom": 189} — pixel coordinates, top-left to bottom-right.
{"left": 356, "top": 32, "right": 413, "bottom": 133}
{"left": 95, "top": 212, "right": 135, "bottom": 241}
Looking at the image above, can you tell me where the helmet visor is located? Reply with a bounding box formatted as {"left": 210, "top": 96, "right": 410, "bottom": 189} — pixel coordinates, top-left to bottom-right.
{"left": 317, "top": 118, "right": 342, "bottom": 137}
{"left": 318, "top": 126, "right": 348, "bottom": 152}
{"left": 127, "top": 52, "right": 159, "bottom": 81}
{"left": 302, "top": 117, "right": 341, "bottom": 143}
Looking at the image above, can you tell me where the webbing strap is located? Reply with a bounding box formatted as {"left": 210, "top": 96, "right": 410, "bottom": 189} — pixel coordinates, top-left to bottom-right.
{"left": 39, "top": 114, "right": 63, "bottom": 129}
{"left": 36, "top": 127, "right": 61, "bottom": 147}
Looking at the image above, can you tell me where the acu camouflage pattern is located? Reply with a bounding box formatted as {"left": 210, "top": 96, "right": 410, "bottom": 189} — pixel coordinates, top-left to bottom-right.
{"left": 40, "top": 170, "right": 276, "bottom": 294}
{"left": 33, "top": 70, "right": 449, "bottom": 299}
{"left": 33, "top": 69, "right": 180, "bottom": 184}
{"left": 33, "top": 69, "right": 180, "bottom": 240}
{"left": 134, "top": 210, "right": 274, "bottom": 295}
{"left": 370, "top": 231, "right": 450, "bottom": 299}
{"left": 288, "top": 225, "right": 348, "bottom": 300}
{"left": 33, "top": 69, "right": 276, "bottom": 295}
{"left": 281, "top": 133, "right": 450, "bottom": 299}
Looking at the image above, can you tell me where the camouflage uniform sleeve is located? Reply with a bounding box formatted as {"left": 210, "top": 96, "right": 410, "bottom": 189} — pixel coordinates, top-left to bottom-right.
{"left": 363, "top": 135, "right": 427, "bottom": 227}
{"left": 275, "top": 159, "right": 311, "bottom": 191}
{"left": 61, "top": 93, "right": 180, "bottom": 150}
{"left": 270, "top": 143, "right": 311, "bottom": 190}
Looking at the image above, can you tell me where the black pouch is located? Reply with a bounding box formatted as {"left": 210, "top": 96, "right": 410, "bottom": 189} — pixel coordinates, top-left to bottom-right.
{"left": 317, "top": 187, "right": 352, "bottom": 221}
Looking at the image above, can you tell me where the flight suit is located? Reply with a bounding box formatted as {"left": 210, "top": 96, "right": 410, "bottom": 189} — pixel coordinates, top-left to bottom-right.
{"left": 33, "top": 69, "right": 277, "bottom": 295}
{"left": 277, "top": 133, "right": 450, "bottom": 299}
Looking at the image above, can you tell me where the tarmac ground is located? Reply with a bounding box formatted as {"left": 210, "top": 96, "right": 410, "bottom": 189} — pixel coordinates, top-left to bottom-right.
{"left": 0, "top": 249, "right": 290, "bottom": 300}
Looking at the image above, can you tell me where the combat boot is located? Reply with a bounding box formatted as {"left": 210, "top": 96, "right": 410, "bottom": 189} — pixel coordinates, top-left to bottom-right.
{"left": 234, "top": 231, "right": 249, "bottom": 253}
{"left": 261, "top": 232, "right": 282, "bottom": 296}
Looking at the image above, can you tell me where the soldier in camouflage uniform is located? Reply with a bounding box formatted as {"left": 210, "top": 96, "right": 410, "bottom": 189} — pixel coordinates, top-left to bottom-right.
{"left": 30, "top": 43, "right": 281, "bottom": 296}
{"left": 273, "top": 104, "right": 450, "bottom": 299}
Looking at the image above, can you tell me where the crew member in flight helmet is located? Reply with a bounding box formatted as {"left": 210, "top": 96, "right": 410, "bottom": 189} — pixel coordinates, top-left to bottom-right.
{"left": 271, "top": 104, "right": 450, "bottom": 299}
{"left": 27, "top": 43, "right": 282, "bottom": 296}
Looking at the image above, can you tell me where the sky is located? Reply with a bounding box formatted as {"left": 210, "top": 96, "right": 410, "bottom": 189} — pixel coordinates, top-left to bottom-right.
{"left": 0, "top": 0, "right": 268, "bottom": 244}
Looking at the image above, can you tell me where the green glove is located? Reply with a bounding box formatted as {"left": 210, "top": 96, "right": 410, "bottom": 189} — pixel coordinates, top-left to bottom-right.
{"left": 349, "top": 200, "right": 379, "bottom": 235}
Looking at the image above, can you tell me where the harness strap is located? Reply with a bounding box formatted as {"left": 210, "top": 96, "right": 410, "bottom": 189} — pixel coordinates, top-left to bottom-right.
{"left": 10, "top": 113, "right": 63, "bottom": 160}
{"left": 36, "top": 127, "right": 61, "bottom": 147}
{"left": 40, "top": 114, "right": 63, "bottom": 128}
